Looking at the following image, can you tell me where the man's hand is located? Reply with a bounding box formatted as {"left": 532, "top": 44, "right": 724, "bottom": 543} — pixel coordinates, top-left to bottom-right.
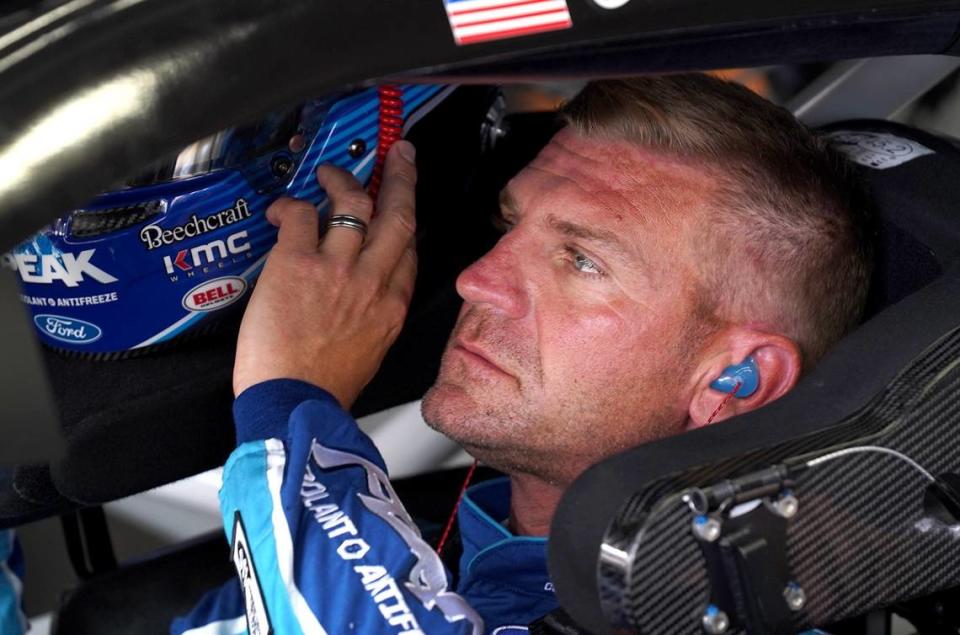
{"left": 233, "top": 141, "right": 418, "bottom": 406}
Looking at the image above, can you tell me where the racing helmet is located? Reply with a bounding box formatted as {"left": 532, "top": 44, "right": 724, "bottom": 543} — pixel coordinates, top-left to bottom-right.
{"left": 3, "top": 85, "right": 454, "bottom": 358}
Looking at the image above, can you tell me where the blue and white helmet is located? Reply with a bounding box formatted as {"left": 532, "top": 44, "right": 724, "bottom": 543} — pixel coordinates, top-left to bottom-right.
{"left": 3, "top": 85, "right": 453, "bottom": 357}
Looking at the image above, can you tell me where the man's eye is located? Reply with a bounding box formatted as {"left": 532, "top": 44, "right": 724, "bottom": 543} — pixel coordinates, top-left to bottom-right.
{"left": 570, "top": 250, "right": 604, "bottom": 276}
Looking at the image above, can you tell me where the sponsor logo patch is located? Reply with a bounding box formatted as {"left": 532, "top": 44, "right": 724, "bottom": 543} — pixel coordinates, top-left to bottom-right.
{"left": 307, "top": 441, "right": 485, "bottom": 632}
{"left": 231, "top": 512, "right": 272, "bottom": 635}
{"left": 34, "top": 314, "right": 102, "bottom": 344}
{"left": 162, "top": 230, "right": 252, "bottom": 279}
{"left": 443, "top": 0, "right": 572, "bottom": 46}
{"left": 182, "top": 276, "right": 246, "bottom": 312}
{"left": 5, "top": 249, "right": 117, "bottom": 287}
{"left": 826, "top": 130, "right": 934, "bottom": 170}
{"left": 139, "top": 198, "right": 251, "bottom": 250}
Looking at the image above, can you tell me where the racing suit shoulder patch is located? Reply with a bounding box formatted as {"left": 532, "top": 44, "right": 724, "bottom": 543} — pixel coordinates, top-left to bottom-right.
{"left": 231, "top": 511, "right": 273, "bottom": 635}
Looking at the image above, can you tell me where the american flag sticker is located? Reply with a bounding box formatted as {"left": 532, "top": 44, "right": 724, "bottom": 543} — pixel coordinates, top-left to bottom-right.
{"left": 444, "top": 0, "right": 573, "bottom": 46}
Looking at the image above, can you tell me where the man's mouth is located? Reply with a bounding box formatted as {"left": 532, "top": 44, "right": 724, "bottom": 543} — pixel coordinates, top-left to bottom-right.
{"left": 453, "top": 340, "right": 511, "bottom": 376}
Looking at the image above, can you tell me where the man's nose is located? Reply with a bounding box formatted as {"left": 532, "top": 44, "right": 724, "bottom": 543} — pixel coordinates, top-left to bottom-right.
{"left": 456, "top": 237, "right": 528, "bottom": 318}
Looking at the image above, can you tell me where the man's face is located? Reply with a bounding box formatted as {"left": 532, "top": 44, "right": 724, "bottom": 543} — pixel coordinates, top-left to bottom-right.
{"left": 422, "top": 128, "right": 720, "bottom": 484}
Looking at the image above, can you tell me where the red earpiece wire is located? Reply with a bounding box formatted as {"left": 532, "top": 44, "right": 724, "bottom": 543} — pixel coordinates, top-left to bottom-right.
{"left": 706, "top": 380, "right": 742, "bottom": 426}
{"left": 436, "top": 459, "right": 479, "bottom": 557}
{"left": 436, "top": 382, "right": 742, "bottom": 556}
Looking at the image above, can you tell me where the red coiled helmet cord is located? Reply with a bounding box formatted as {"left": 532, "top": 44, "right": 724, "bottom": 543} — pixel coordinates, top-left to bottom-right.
{"left": 369, "top": 85, "right": 404, "bottom": 200}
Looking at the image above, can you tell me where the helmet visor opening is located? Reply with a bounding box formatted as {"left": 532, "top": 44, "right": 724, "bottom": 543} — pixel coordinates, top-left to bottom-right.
{"left": 123, "top": 102, "right": 318, "bottom": 188}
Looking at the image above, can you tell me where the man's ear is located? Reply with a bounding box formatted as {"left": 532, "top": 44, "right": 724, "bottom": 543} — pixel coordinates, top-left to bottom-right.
{"left": 686, "top": 329, "right": 802, "bottom": 430}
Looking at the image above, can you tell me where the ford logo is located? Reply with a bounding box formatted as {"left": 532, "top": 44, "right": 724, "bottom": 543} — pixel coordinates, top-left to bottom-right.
{"left": 33, "top": 314, "right": 103, "bottom": 344}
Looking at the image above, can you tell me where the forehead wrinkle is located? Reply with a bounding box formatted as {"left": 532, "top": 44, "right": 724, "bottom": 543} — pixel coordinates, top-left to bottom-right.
{"left": 527, "top": 141, "right": 671, "bottom": 230}
{"left": 519, "top": 158, "right": 648, "bottom": 219}
{"left": 520, "top": 161, "right": 660, "bottom": 249}
{"left": 510, "top": 132, "right": 719, "bottom": 277}
{"left": 545, "top": 213, "right": 633, "bottom": 259}
{"left": 509, "top": 159, "right": 657, "bottom": 271}
{"left": 552, "top": 126, "right": 711, "bottom": 179}
{"left": 549, "top": 128, "right": 721, "bottom": 221}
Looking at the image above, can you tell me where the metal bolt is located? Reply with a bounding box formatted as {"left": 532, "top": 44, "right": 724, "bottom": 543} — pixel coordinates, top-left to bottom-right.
{"left": 692, "top": 515, "right": 722, "bottom": 542}
{"left": 348, "top": 139, "right": 367, "bottom": 158}
{"left": 487, "top": 125, "right": 507, "bottom": 142}
{"left": 288, "top": 133, "right": 307, "bottom": 153}
{"left": 774, "top": 492, "right": 799, "bottom": 519}
{"left": 702, "top": 605, "right": 729, "bottom": 634}
{"left": 784, "top": 583, "right": 806, "bottom": 611}
{"left": 270, "top": 156, "right": 293, "bottom": 177}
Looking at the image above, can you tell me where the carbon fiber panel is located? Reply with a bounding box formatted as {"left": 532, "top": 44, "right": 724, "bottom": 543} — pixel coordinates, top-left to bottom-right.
{"left": 608, "top": 325, "right": 960, "bottom": 633}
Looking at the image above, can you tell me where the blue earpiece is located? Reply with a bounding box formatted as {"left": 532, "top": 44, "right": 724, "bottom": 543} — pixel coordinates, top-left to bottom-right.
{"left": 710, "top": 356, "right": 759, "bottom": 398}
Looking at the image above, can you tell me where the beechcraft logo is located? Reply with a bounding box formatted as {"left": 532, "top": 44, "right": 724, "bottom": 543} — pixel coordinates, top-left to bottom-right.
{"left": 443, "top": 0, "right": 572, "bottom": 46}
{"left": 231, "top": 513, "right": 272, "bottom": 635}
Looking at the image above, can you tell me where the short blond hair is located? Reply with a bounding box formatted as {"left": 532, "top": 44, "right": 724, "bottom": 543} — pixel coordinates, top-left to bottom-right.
{"left": 560, "top": 74, "right": 874, "bottom": 366}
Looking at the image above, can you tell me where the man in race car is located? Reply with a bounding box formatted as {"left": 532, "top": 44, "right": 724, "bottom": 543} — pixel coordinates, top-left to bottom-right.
{"left": 175, "top": 74, "right": 872, "bottom": 634}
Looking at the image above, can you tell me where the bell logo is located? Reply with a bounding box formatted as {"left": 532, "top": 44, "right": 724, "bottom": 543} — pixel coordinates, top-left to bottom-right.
{"left": 182, "top": 276, "right": 247, "bottom": 312}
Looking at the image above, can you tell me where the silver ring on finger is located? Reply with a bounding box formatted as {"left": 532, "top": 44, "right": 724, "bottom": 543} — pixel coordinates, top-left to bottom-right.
{"left": 327, "top": 214, "right": 369, "bottom": 242}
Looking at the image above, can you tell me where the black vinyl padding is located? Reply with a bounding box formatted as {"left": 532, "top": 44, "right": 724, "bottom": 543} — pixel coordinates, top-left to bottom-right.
{"left": 53, "top": 531, "right": 235, "bottom": 635}
{"left": 551, "top": 121, "right": 960, "bottom": 633}
{"left": 837, "top": 122, "right": 960, "bottom": 268}
{"left": 0, "top": 468, "right": 70, "bottom": 527}
{"left": 828, "top": 121, "right": 960, "bottom": 317}
{"left": 44, "top": 323, "right": 238, "bottom": 505}
{"left": 864, "top": 221, "right": 940, "bottom": 318}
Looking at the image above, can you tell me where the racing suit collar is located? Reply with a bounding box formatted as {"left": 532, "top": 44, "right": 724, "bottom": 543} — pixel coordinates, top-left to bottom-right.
{"left": 458, "top": 477, "right": 551, "bottom": 593}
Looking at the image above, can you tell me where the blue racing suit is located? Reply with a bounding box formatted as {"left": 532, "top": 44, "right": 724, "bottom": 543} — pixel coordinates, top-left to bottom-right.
{"left": 0, "top": 529, "right": 26, "bottom": 635}
{"left": 173, "top": 380, "right": 558, "bottom": 635}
